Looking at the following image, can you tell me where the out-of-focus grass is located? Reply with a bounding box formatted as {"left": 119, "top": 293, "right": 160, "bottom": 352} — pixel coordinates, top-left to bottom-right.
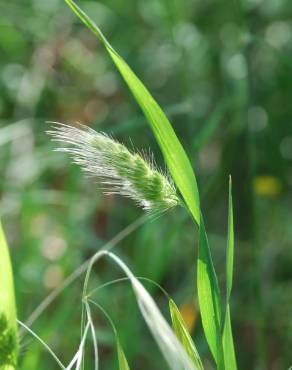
{"left": 0, "top": 0, "right": 292, "bottom": 369}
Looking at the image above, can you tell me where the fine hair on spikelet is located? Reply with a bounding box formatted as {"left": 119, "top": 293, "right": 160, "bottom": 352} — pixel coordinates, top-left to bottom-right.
{"left": 47, "top": 123, "right": 181, "bottom": 215}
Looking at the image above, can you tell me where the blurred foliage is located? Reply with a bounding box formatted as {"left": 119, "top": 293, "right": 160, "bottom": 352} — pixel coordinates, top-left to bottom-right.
{"left": 0, "top": 0, "right": 292, "bottom": 369}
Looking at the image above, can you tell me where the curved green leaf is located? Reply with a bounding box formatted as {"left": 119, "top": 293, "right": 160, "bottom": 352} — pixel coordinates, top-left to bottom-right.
{"left": 63, "top": 0, "right": 200, "bottom": 224}
{"left": 169, "top": 299, "right": 204, "bottom": 370}
{"left": 197, "top": 215, "right": 223, "bottom": 368}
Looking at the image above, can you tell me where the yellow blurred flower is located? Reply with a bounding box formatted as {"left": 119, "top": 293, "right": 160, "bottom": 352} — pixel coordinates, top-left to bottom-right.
{"left": 179, "top": 302, "right": 198, "bottom": 333}
{"left": 253, "top": 175, "right": 282, "bottom": 197}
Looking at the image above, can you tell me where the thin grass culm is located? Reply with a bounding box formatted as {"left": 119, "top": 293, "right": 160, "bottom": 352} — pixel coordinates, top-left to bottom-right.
{"left": 47, "top": 123, "right": 180, "bottom": 215}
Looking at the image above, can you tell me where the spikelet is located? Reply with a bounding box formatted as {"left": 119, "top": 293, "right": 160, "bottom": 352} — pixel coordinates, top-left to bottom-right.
{"left": 47, "top": 123, "right": 180, "bottom": 214}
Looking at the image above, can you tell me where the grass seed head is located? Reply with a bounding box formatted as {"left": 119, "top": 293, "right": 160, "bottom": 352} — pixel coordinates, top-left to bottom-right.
{"left": 47, "top": 123, "right": 181, "bottom": 214}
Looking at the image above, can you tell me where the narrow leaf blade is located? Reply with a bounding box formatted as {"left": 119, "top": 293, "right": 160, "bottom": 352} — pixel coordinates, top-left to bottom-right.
{"left": 222, "top": 177, "right": 237, "bottom": 370}
{"left": 223, "top": 306, "right": 237, "bottom": 370}
{"left": 117, "top": 338, "right": 130, "bottom": 370}
{"left": 63, "top": 0, "right": 200, "bottom": 224}
{"left": 197, "top": 215, "right": 223, "bottom": 367}
{"left": 226, "top": 176, "right": 234, "bottom": 299}
{"left": 169, "top": 299, "right": 204, "bottom": 370}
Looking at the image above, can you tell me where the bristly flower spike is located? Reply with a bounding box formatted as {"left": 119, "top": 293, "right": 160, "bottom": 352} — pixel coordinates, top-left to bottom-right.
{"left": 47, "top": 123, "right": 181, "bottom": 214}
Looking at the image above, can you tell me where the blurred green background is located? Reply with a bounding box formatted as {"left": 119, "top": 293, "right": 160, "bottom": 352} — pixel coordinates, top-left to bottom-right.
{"left": 1, "top": 0, "right": 292, "bottom": 369}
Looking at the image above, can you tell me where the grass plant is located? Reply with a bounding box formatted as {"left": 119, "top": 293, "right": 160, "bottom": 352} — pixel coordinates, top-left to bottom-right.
{"left": 1, "top": 0, "right": 267, "bottom": 369}
{"left": 42, "top": 1, "right": 237, "bottom": 369}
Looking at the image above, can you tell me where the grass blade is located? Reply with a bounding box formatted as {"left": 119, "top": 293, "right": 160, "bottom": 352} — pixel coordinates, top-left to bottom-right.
{"left": 117, "top": 338, "right": 130, "bottom": 370}
{"left": 0, "top": 219, "right": 18, "bottom": 369}
{"left": 222, "top": 177, "right": 237, "bottom": 370}
{"left": 63, "top": 0, "right": 200, "bottom": 225}
{"left": 106, "top": 251, "right": 197, "bottom": 370}
{"left": 197, "top": 215, "right": 223, "bottom": 368}
{"left": 222, "top": 307, "right": 236, "bottom": 370}
{"left": 169, "top": 299, "right": 204, "bottom": 370}
{"left": 83, "top": 250, "right": 197, "bottom": 369}
{"left": 226, "top": 176, "right": 234, "bottom": 301}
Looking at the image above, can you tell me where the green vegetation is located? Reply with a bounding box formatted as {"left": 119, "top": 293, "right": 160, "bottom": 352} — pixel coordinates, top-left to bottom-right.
{"left": 0, "top": 220, "right": 17, "bottom": 369}
{"left": 0, "top": 0, "right": 292, "bottom": 369}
